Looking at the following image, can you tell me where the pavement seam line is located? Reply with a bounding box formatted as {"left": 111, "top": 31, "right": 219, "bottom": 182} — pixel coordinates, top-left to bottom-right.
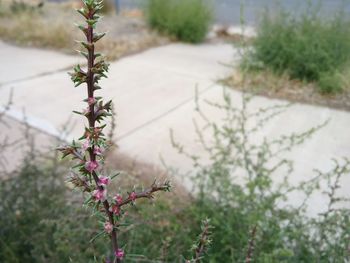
{"left": 0, "top": 64, "right": 86, "bottom": 86}
{"left": 118, "top": 83, "right": 216, "bottom": 140}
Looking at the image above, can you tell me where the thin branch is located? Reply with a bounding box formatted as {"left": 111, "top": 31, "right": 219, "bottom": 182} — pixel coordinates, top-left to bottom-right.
{"left": 245, "top": 225, "right": 257, "bottom": 263}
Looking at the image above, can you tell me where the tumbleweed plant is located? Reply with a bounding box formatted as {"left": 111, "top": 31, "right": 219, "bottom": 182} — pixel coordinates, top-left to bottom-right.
{"left": 58, "top": 0, "right": 170, "bottom": 262}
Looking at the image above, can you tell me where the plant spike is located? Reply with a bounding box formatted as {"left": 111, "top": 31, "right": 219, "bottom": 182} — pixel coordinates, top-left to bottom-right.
{"left": 58, "top": 1, "right": 171, "bottom": 262}
{"left": 186, "top": 219, "right": 213, "bottom": 263}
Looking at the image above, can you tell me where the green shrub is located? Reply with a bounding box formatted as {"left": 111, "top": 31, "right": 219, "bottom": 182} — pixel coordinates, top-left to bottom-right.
{"left": 146, "top": 0, "right": 213, "bottom": 43}
{"left": 0, "top": 157, "right": 202, "bottom": 262}
{"left": 168, "top": 90, "right": 350, "bottom": 262}
{"left": 100, "top": 0, "right": 115, "bottom": 14}
{"left": 1, "top": 92, "right": 349, "bottom": 262}
{"left": 0, "top": 159, "right": 108, "bottom": 263}
{"left": 9, "top": 0, "right": 43, "bottom": 13}
{"left": 245, "top": 3, "right": 350, "bottom": 93}
{"left": 318, "top": 71, "right": 344, "bottom": 94}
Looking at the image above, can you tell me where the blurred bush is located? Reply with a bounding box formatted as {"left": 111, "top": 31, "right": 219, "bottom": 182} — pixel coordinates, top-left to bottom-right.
{"left": 244, "top": 3, "right": 350, "bottom": 94}
{"left": 166, "top": 91, "right": 350, "bottom": 262}
{"left": 100, "top": 0, "right": 115, "bottom": 14}
{"left": 146, "top": 0, "right": 213, "bottom": 43}
{"left": 0, "top": 159, "right": 109, "bottom": 263}
{"left": 10, "top": 0, "right": 44, "bottom": 13}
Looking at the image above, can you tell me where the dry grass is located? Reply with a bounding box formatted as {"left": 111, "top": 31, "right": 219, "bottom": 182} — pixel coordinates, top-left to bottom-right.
{"left": 222, "top": 69, "right": 350, "bottom": 111}
{"left": 0, "top": 12, "right": 72, "bottom": 50}
{"left": 0, "top": 1, "right": 168, "bottom": 60}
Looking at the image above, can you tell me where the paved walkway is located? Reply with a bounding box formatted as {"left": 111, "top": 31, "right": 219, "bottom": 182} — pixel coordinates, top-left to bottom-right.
{"left": 1, "top": 41, "right": 350, "bottom": 215}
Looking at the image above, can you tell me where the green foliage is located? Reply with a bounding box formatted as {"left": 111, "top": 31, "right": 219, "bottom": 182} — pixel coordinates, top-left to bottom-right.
{"left": 0, "top": 157, "right": 199, "bottom": 262}
{"left": 245, "top": 3, "right": 350, "bottom": 93}
{"left": 0, "top": 91, "right": 349, "bottom": 262}
{"left": 146, "top": 0, "right": 213, "bottom": 43}
{"left": 318, "top": 71, "right": 344, "bottom": 94}
{"left": 100, "top": 0, "right": 115, "bottom": 14}
{"left": 0, "top": 159, "right": 108, "bottom": 263}
{"left": 9, "top": 0, "right": 43, "bottom": 13}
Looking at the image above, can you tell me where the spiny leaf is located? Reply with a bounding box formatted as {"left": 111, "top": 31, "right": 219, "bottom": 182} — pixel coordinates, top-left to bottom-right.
{"left": 73, "top": 110, "right": 84, "bottom": 115}
{"left": 78, "top": 41, "right": 93, "bottom": 51}
{"left": 76, "top": 24, "right": 88, "bottom": 36}
{"left": 76, "top": 7, "right": 88, "bottom": 19}
{"left": 93, "top": 32, "right": 106, "bottom": 43}
{"left": 87, "top": 19, "right": 98, "bottom": 27}
{"left": 76, "top": 50, "right": 89, "bottom": 59}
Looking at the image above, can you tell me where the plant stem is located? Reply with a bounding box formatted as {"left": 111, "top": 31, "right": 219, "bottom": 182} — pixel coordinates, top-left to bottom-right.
{"left": 86, "top": 15, "right": 120, "bottom": 263}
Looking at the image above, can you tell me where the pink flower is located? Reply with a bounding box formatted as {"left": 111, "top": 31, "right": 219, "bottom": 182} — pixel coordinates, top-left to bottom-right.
{"left": 93, "top": 188, "right": 107, "bottom": 202}
{"left": 109, "top": 204, "right": 120, "bottom": 215}
{"left": 85, "top": 160, "right": 99, "bottom": 173}
{"left": 98, "top": 176, "right": 110, "bottom": 186}
{"left": 82, "top": 140, "right": 90, "bottom": 151}
{"left": 93, "top": 146, "right": 103, "bottom": 155}
{"left": 104, "top": 221, "right": 113, "bottom": 234}
{"left": 113, "top": 194, "right": 123, "bottom": 204}
{"left": 87, "top": 97, "right": 96, "bottom": 106}
{"left": 115, "top": 249, "right": 124, "bottom": 259}
{"left": 129, "top": 192, "right": 137, "bottom": 201}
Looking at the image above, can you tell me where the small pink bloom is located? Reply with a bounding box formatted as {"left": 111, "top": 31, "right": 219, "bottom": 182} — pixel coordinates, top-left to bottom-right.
{"left": 87, "top": 97, "right": 96, "bottom": 106}
{"left": 93, "top": 146, "right": 103, "bottom": 155}
{"left": 82, "top": 140, "right": 90, "bottom": 151}
{"left": 113, "top": 194, "right": 123, "bottom": 204}
{"left": 98, "top": 176, "right": 110, "bottom": 186}
{"left": 115, "top": 249, "right": 124, "bottom": 259}
{"left": 93, "top": 188, "right": 107, "bottom": 202}
{"left": 104, "top": 221, "right": 113, "bottom": 234}
{"left": 109, "top": 204, "right": 120, "bottom": 215}
{"left": 129, "top": 192, "right": 137, "bottom": 201}
{"left": 85, "top": 160, "right": 99, "bottom": 173}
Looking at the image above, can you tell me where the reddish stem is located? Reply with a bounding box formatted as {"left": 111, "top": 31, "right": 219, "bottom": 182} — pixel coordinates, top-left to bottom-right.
{"left": 86, "top": 14, "right": 120, "bottom": 263}
{"left": 245, "top": 225, "right": 257, "bottom": 263}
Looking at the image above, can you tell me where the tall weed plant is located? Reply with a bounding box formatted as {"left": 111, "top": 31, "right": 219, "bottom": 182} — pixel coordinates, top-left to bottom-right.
{"left": 146, "top": 0, "right": 213, "bottom": 43}
{"left": 245, "top": 2, "right": 350, "bottom": 93}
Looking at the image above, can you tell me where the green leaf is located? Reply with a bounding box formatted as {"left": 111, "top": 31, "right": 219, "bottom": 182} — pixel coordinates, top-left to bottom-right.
{"left": 93, "top": 32, "right": 106, "bottom": 43}
{"left": 87, "top": 19, "right": 98, "bottom": 27}
{"left": 76, "top": 24, "right": 88, "bottom": 36}
{"left": 73, "top": 110, "right": 83, "bottom": 115}
{"left": 76, "top": 8, "right": 88, "bottom": 19}
{"left": 89, "top": 231, "right": 105, "bottom": 243}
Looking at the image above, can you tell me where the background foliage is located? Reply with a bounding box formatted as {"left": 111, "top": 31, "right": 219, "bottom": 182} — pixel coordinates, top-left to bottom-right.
{"left": 243, "top": 3, "right": 350, "bottom": 94}
{"left": 146, "top": 0, "right": 213, "bottom": 43}
{"left": 0, "top": 158, "right": 109, "bottom": 263}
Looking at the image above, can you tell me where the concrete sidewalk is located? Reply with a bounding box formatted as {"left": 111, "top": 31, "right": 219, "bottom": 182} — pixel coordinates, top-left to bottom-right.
{"left": 1, "top": 41, "right": 350, "bottom": 215}
{"left": 0, "top": 42, "right": 237, "bottom": 138}
{"left": 0, "top": 41, "right": 83, "bottom": 85}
